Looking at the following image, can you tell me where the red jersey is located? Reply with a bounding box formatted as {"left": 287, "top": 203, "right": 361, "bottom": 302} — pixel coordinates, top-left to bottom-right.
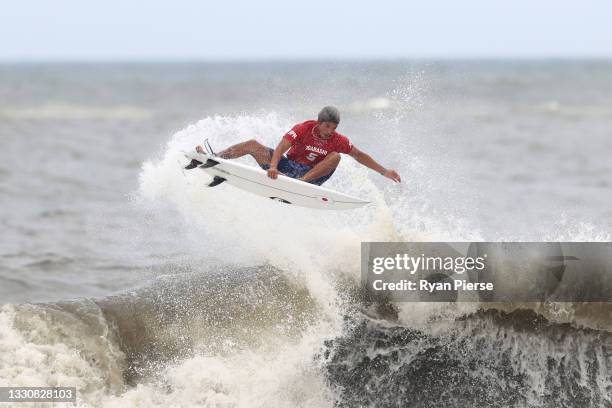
{"left": 283, "top": 120, "right": 353, "bottom": 166}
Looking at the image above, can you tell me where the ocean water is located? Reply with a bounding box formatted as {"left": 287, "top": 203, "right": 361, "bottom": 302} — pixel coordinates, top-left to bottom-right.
{"left": 0, "top": 61, "right": 611, "bottom": 407}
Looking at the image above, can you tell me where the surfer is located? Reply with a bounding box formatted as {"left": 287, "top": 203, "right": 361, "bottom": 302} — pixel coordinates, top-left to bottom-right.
{"left": 190, "top": 106, "right": 401, "bottom": 185}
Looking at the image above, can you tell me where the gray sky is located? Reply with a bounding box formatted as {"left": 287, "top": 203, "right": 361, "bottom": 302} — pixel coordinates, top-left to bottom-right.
{"left": 1, "top": 0, "right": 611, "bottom": 61}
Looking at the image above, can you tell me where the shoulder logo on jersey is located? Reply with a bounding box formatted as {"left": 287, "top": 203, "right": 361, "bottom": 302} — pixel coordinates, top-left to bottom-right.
{"left": 287, "top": 130, "right": 298, "bottom": 140}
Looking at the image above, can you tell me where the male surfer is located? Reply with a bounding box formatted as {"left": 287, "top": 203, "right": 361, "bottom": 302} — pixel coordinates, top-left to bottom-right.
{"left": 188, "top": 106, "right": 401, "bottom": 186}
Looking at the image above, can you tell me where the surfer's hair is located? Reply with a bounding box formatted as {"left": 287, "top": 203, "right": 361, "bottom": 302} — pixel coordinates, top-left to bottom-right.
{"left": 318, "top": 106, "right": 340, "bottom": 124}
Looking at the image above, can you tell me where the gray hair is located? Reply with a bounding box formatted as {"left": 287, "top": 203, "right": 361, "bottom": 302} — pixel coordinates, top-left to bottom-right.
{"left": 318, "top": 106, "right": 340, "bottom": 124}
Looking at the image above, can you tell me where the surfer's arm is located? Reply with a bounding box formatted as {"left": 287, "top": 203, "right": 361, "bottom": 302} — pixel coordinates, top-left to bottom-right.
{"left": 268, "top": 138, "right": 292, "bottom": 179}
{"left": 349, "top": 146, "right": 402, "bottom": 183}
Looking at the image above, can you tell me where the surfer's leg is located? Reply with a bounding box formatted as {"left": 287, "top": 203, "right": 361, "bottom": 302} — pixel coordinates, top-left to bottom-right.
{"left": 217, "top": 139, "right": 272, "bottom": 165}
{"left": 300, "top": 152, "right": 341, "bottom": 184}
{"left": 310, "top": 167, "right": 337, "bottom": 186}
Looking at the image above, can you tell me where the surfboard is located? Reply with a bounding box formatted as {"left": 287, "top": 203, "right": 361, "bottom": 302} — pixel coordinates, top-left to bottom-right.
{"left": 183, "top": 150, "right": 370, "bottom": 210}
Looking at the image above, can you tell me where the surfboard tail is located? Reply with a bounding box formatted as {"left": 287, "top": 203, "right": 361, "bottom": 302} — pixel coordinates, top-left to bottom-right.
{"left": 184, "top": 139, "right": 219, "bottom": 170}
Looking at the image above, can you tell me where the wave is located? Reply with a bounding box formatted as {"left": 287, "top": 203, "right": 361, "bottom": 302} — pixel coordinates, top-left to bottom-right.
{"left": 1, "top": 267, "right": 610, "bottom": 407}
{"left": 0, "top": 103, "right": 152, "bottom": 120}
{"left": 0, "top": 265, "right": 336, "bottom": 407}
{"left": 324, "top": 308, "right": 612, "bottom": 408}
{"left": 2, "top": 113, "right": 610, "bottom": 407}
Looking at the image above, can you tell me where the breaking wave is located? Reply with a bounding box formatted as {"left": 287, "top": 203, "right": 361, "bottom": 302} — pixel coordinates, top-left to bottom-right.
{"left": 2, "top": 114, "right": 610, "bottom": 407}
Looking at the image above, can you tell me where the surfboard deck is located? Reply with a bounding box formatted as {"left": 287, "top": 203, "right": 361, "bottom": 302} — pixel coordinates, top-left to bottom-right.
{"left": 184, "top": 151, "right": 369, "bottom": 210}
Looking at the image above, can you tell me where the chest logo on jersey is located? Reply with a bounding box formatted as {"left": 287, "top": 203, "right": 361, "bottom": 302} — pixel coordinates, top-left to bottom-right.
{"left": 305, "top": 145, "right": 328, "bottom": 155}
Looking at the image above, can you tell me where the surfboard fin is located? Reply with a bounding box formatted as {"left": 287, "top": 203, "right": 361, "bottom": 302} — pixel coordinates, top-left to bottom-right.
{"left": 184, "top": 159, "right": 202, "bottom": 170}
{"left": 208, "top": 176, "right": 226, "bottom": 187}
{"left": 185, "top": 158, "right": 219, "bottom": 170}
{"left": 200, "top": 159, "right": 219, "bottom": 168}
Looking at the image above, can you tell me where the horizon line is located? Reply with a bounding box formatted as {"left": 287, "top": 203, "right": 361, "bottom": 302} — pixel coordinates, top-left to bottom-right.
{"left": 1, "top": 55, "right": 612, "bottom": 65}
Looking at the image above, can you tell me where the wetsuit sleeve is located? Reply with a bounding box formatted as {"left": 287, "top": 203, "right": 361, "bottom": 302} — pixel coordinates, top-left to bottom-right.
{"left": 336, "top": 135, "right": 353, "bottom": 154}
{"left": 283, "top": 123, "right": 307, "bottom": 145}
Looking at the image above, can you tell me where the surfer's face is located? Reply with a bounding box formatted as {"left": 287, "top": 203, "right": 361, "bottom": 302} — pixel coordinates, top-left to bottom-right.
{"left": 318, "top": 121, "right": 337, "bottom": 138}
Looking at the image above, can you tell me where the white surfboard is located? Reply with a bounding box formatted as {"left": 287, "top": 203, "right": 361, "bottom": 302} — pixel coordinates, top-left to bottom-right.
{"left": 183, "top": 150, "right": 369, "bottom": 210}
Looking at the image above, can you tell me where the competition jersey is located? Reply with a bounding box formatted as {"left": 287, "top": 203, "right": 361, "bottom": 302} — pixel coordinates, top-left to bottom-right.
{"left": 282, "top": 120, "right": 353, "bottom": 166}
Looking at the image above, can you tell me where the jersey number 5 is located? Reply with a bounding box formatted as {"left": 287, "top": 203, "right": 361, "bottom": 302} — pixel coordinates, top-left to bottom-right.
{"left": 306, "top": 152, "right": 318, "bottom": 161}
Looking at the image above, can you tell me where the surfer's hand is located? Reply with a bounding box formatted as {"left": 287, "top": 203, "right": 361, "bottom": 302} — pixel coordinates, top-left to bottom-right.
{"left": 267, "top": 167, "right": 279, "bottom": 179}
{"left": 195, "top": 145, "right": 204, "bottom": 154}
{"left": 383, "top": 169, "right": 401, "bottom": 183}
